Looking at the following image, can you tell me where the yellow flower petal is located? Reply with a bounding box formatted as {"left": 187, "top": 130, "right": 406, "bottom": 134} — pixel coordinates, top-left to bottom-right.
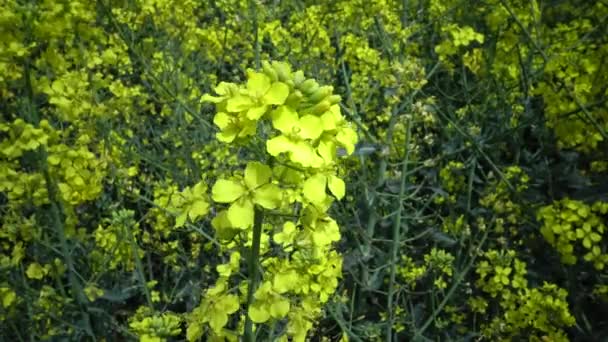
{"left": 212, "top": 179, "right": 246, "bottom": 203}
{"left": 228, "top": 199, "right": 254, "bottom": 229}
{"left": 303, "top": 174, "right": 327, "bottom": 205}
{"left": 263, "top": 82, "right": 290, "bottom": 105}
{"left": 254, "top": 183, "right": 282, "bottom": 209}
{"left": 297, "top": 115, "right": 323, "bottom": 140}
{"left": 266, "top": 135, "right": 292, "bottom": 157}
{"left": 247, "top": 72, "right": 272, "bottom": 96}
{"left": 270, "top": 106, "right": 298, "bottom": 133}
{"left": 249, "top": 303, "right": 270, "bottom": 323}
{"left": 327, "top": 175, "right": 345, "bottom": 200}
{"left": 244, "top": 162, "right": 272, "bottom": 190}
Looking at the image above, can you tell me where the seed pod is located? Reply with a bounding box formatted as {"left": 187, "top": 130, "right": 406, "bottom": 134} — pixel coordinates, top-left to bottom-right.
{"left": 308, "top": 86, "right": 333, "bottom": 103}
{"left": 262, "top": 61, "right": 278, "bottom": 82}
{"left": 299, "top": 79, "right": 319, "bottom": 95}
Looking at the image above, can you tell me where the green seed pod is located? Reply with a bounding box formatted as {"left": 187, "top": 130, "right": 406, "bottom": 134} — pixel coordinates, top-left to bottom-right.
{"left": 272, "top": 61, "right": 293, "bottom": 82}
{"left": 293, "top": 70, "right": 306, "bottom": 86}
{"left": 308, "top": 86, "right": 333, "bottom": 103}
{"left": 262, "top": 61, "right": 279, "bottom": 82}
{"left": 299, "top": 79, "right": 319, "bottom": 95}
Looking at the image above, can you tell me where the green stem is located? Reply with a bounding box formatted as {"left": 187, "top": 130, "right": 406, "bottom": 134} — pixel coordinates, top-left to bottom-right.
{"left": 244, "top": 208, "right": 264, "bottom": 342}
{"left": 125, "top": 222, "right": 153, "bottom": 308}
{"left": 42, "top": 164, "right": 94, "bottom": 338}
{"left": 386, "top": 118, "right": 412, "bottom": 342}
{"left": 250, "top": 0, "right": 260, "bottom": 70}
{"left": 413, "top": 230, "right": 489, "bottom": 339}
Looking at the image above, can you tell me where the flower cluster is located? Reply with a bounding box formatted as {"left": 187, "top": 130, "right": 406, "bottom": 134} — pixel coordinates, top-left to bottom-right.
{"left": 185, "top": 61, "right": 358, "bottom": 341}
{"left": 474, "top": 249, "right": 575, "bottom": 340}
{"left": 537, "top": 198, "right": 608, "bottom": 270}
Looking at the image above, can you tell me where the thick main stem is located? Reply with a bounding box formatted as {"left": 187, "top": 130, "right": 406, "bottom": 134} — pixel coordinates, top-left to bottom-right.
{"left": 244, "top": 208, "right": 264, "bottom": 342}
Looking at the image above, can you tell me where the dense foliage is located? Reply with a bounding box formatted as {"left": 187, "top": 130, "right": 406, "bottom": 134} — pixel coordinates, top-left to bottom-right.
{"left": 1, "top": 0, "right": 607, "bottom": 341}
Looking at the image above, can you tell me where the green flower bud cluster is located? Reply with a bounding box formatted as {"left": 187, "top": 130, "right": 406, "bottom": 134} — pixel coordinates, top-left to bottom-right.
{"left": 90, "top": 209, "right": 143, "bottom": 272}
{"left": 442, "top": 214, "right": 470, "bottom": 237}
{"left": 475, "top": 250, "right": 527, "bottom": 298}
{"left": 129, "top": 306, "right": 182, "bottom": 342}
{"left": 424, "top": 248, "right": 455, "bottom": 290}
{"left": 436, "top": 161, "right": 466, "bottom": 203}
{"left": 397, "top": 255, "right": 427, "bottom": 288}
{"left": 397, "top": 248, "right": 454, "bottom": 290}
{"left": 479, "top": 166, "right": 529, "bottom": 234}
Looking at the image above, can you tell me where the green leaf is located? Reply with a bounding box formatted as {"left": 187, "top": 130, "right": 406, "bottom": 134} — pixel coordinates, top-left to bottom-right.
{"left": 212, "top": 179, "right": 246, "bottom": 203}
{"left": 98, "top": 288, "right": 134, "bottom": 306}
